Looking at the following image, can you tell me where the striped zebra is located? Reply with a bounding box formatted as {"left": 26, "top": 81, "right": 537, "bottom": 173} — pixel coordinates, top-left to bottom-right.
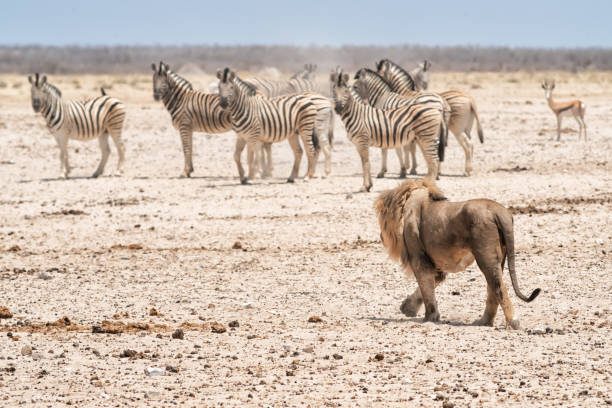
{"left": 216, "top": 68, "right": 332, "bottom": 184}
{"left": 354, "top": 68, "right": 449, "bottom": 179}
{"left": 244, "top": 67, "right": 333, "bottom": 175}
{"left": 28, "top": 73, "right": 126, "bottom": 179}
{"left": 331, "top": 69, "right": 446, "bottom": 192}
{"left": 376, "top": 59, "right": 484, "bottom": 176}
{"left": 152, "top": 61, "right": 239, "bottom": 178}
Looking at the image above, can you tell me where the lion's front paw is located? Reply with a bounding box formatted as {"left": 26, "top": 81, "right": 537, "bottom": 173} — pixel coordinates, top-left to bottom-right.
{"left": 400, "top": 297, "right": 421, "bottom": 317}
{"left": 424, "top": 305, "right": 440, "bottom": 322}
{"left": 473, "top": 316, "right": 494, "bottom": 327}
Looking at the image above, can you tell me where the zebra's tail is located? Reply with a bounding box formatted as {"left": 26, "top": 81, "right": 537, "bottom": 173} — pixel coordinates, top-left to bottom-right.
{"left": 437, "top": 118, "right": 447, "bottom": 162}
{"left": 100, "top": 88, "right": 107, "bottom": 96}
{"left": 471, "top": 99, "right": 484, "bottom": 144}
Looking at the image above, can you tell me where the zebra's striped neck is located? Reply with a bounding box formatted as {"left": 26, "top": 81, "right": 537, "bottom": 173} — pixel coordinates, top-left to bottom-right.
{"left": 358, "top": 71, "right": 396, "bottom": 108}
{"left": 383, "top": 62, "right": 416, "bottom": 94}
{"left": 226, "top": 76, "right": 258, "bottom": 129}
{"left": 162, "top": 70, "right": 193, "bottom": 115}
{"left": 339, "top": 91, "right": 369, "bottom": 136}
{"left": 40, "top": 85, "right": 64, "bottom": 131}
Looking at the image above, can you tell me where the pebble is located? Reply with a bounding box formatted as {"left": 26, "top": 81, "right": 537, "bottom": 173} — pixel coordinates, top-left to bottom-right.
{"left": 144, "top": 367, "right": 165, "bottom": 376}
{"left": 20, "top": 346, "right": 32, "bottom": 356}
{"left": 37, "top": 271, "right": 53, "bottom": 280}
{"left": 172, "top": 329, "right": 184, "bottom": 340}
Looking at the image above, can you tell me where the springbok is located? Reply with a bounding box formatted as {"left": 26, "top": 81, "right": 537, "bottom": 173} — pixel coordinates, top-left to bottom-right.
{"left": 541, "top": 80, "right": 586, "bottom": 141}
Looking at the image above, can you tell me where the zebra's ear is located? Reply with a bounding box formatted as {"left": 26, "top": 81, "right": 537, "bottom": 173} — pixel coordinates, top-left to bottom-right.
{"left": 40, "top": 75, "right": 47, "bottom": 85}
{"left": 423, "top": 60, "right": 431, "bottom": 71}
{"left": 28, "top": 75, "right": 33, "bottom": 84}
{"left": 216, "top": 69, "right": 223, "bottom": 80}
{"left": 341, "top": 73, "right": 349, "bottom": 85}
{"left": 227, "top": 71, "right": 235, "bottom": 81}
{"left": 151, "top": 63, "right": 157, "bottom": 72}
{"left": 330, "top": 71, "right": 338, "bottom": 83}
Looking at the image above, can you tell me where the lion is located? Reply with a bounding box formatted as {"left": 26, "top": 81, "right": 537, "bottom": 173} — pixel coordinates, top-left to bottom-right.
{"left": 375, "top": 179, "right": 540, "bottom": 329}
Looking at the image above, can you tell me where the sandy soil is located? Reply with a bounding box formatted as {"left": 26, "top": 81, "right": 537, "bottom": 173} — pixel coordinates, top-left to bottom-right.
{"left": 0, "top": 71, "right": 611, "bottom": 407}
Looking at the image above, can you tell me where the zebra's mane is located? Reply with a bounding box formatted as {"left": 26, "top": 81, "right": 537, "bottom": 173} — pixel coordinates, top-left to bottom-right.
{"left": 377, "top": 59, "right": 416, "bottom": 90}
{"left": 233, "top": 76, "right": 258, "bottom": 96}
{"left": 43, "top": 82, "right": 62, "bottom": 98}
{"left": 167, "top": 70, "right": 194, "bottom": 90}
{"left": 355, "top": 68, "right": 393, "bottom": 92}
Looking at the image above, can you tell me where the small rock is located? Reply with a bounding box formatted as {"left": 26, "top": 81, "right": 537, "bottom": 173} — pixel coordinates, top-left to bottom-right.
{"left": 303, "top": 346, "right": 314, "bottom": 353}
{"left": 232, "top": 241, "right": 243, "bottom": 250}
{"left": 145, "top": 391, "right": 161, "bottom": 399}
{"left": 403, "top": 377, "right": 412, "bottom": 384}
{"left": 442, "top": 402, "right": 455, "bottom": 408}
{"left": 165, "top": 365, "right": 179, "bottom": 373}
{"left": 37, "top": 271, "right": 53, "bottom": 280}
{"left": 0, "top": 306, "right": 12, "bottom": 319}
{"left": 211, "top": 322, "right": 226, "bottom": 334}
{"left": 149, "top": 308, "right": 161, "bottom": 316}
{"left": 7, "top": 245, "right": 21, "bottom": 252}
{"left": 242, "top": 302, "right": 254, "bottom": 309}
{"left": 529, "top": 327, "right": 546, "bottom": 335}
{"left": 332, "top": 353, "right": 343, "bottom": 360}
{"left": 373, "top": 353, "right": 384, "bottom": 361}
{"left": 451, "top": 291, "right": 460, "bottom": 296}
{"left": 21, "top": 346, "right": 32, "bottom": 356}
{"left": 119, "top": 349, "right": 138, "bottom": 358}
{"left": 308, "top": 316, "right": 323, "bottom": 323}
{"left": 144, "top": 367, "right": 165, "bottom": 376}
{"left": 286, "top": 370, "right": 295, "bottom": 376}
{"left": 345, "top": 193, "right": 353, "bottom": 200}
{"left": 172, "top": 329, "right": 184, "bottom": 340}
{"left": 228, "top": 320, "right": 239, "bottom": 328}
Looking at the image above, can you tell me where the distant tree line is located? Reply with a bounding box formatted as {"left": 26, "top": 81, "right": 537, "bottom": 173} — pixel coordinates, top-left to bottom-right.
{"left": 1, "top": 45, "right": 611, "bottom": 74}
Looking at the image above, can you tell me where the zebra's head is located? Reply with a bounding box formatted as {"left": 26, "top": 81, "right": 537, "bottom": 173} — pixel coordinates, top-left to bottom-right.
{"left": 151, "top": 61, "right": 170, "bottom": 101}
{"left": 330, "top": 68, "right": 350, "bottom": 114}
{"left": 413, "top": 60, "right": 431, "bottom": 91}
{"left": 375, "top": 59, "right": 391, "bottom": 79}
{"left": 216, "top": 67, "right": 236, "bottom": 109}
{"left": 28, "top": 73, "right": 48, "bottom": 112}
{"left": 541, "top": 80, "right": 555, "bottom": 99}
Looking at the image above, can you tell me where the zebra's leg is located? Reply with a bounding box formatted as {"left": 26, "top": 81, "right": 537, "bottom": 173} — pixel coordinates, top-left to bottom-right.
{"left": 262, "top": 142, "right": 273, "bottom": 178}
{"left": 110, "top": 131, "right": 126, "bottom": 176}
{"left": 416, "top": 138, "right": 439, "bottom": 181}
{"left": 92, "top": 132, "right": 111, "bottom": 178}
{"left": 179, "top": 127, "right": 194, "bottom": 178}
{"left": 246, "top": 142, "right": 258, "bottom": 181}
{"left": 57, "top": 135, "right": 70, "bottom": 179}
{"left": 395, "top": 147, "right": 406, "bottom": 178}
{"left": 233, "top": 136, "right": 248, "bottom": 185}
{"left": 377, "top": 148, "right": 388, "bottom": 178}
{"left": 286, "top": 135, "right": 303, "bottom": 183}
{"left": 357, "top": 145, "right": 372, "bottom": 192}
{"left": 555, "top": 115, "right": 562, "bottom": 141}
{"left": 408, "top": 140, "right": 418, "bottom": 175}
{"left": 453, "top": 130, "right": 474, "bottom": 176}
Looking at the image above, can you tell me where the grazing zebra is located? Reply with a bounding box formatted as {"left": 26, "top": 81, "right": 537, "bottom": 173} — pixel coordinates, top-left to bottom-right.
{"left": 376, "top": 59, "right": 484, "bottom": 176}
{"left": 354, "top": 68, "right": 449, "bottom": 179}
{"left": 152, "top": 61, "right": 246, "bottom": 178}
{"left": 541, "top": 80, "right": 586, "bottom": 141}
{"left": 331, "top": 69, "right": 446, "bottom": 192}
{"left": 216, "top": 68, "right": 332, "bottom": 184}
{"left": 28, "top": 73, "right": 126, "bottom": 179}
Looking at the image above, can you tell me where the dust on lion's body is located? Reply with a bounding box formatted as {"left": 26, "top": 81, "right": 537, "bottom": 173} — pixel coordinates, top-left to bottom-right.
{"left": 375, "top": 179, "right": 540, "bottom": 329}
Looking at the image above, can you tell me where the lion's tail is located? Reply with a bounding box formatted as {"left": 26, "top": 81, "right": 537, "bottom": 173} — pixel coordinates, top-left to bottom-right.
{"left": 497, "top": 211, "right": 541, "bottom": 302}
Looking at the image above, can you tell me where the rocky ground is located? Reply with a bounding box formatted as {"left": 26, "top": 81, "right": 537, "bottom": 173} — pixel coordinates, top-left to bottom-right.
{"left": 0, "top": 71, "right": 610, "bottom": 407}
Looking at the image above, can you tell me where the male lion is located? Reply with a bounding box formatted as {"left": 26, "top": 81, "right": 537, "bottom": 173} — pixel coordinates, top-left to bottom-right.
{"left": 375, "top": 179, "right": 540, "bottom": 329}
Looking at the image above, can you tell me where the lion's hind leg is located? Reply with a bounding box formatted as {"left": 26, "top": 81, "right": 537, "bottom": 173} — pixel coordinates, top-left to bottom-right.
{"left": 473, "top": 250, "right": 519, "bottom": 329}
{"left": 473, "top": 284, "right": 498, "bottom": 326}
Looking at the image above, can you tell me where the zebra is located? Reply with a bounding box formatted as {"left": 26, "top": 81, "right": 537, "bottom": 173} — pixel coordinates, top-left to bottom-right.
{"left": 353, "top": 68, "right": 450, "bottom": 179}
{"left": 216, "top": 68, "right": 332, "bottom": 184}
{"left": 244, "top": 67, "right": 334, "bottom": 174}
{"left": 28, "top": 73, "right": 126, "bottom": 179}
{"left": 376, "top": 59, "right": 484, "bottom": 176}
{"left": 152, "top": 61, "right": 241, "bottom": 178}
{"left": 330, "top": 69, "right": 446, "bottom": 192}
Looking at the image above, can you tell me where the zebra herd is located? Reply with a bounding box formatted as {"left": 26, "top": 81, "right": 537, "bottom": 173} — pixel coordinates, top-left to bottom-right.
{"left": 28, "top": 59, "right": 484, "bottom": 190}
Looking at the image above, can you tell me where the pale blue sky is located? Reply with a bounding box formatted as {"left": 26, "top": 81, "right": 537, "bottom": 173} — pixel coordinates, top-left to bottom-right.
{"left": 2, "top": 0, "right": 610, "bottom": 47}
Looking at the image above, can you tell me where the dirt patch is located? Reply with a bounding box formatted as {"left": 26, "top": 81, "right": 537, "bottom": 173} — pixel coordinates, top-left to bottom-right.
{"left": 40, "top": 209, "right": 88, "bottom": 216}
{"left": 110, "top": 243, "right": 144, "bottom": 250}
{"left": 509, "top": 195, "right": 611, "bottom": 215}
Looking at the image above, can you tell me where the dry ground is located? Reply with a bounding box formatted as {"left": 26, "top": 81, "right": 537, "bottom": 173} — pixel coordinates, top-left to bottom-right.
{"left": 0, "top": 71, "right": 611, "bottom": 407}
